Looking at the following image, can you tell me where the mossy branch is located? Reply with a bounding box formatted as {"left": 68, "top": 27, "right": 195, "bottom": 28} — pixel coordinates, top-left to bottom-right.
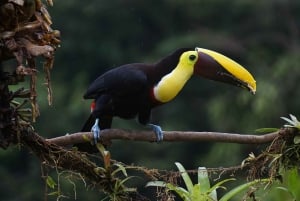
{"left": 20, "top": 127, "right": 300, "bottom": 200}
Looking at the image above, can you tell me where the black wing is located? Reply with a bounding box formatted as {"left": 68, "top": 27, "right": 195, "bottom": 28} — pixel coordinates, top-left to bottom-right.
{"left": 83, "top": 63, "right": 150, "bottom": 99}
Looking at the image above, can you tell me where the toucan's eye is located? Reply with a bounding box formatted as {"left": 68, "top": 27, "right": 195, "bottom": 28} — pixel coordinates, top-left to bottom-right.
{"left": 189, "top": 54, "right": 196, "bottom": 61}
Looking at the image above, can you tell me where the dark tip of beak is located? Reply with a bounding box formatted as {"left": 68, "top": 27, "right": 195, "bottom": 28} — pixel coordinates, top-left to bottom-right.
{"left": 217, "top": 71, "right": 255, "bottom": 93}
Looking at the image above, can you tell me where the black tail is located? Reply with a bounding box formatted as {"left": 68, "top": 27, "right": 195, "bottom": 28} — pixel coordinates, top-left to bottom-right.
{"left": 81, "top": 114, "right": 96, "bottom": 132}
{"left": 74, "top": 115, "right": 112, "bottom": 153}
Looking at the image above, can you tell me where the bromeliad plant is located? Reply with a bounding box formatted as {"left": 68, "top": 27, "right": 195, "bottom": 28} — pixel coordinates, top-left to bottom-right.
{"left": 281, "top": 114, "right": 300, "bottom": 130}
{"left": 147, "top": 162, "right": 270, "bottom": 201}
{"left": 146, "top": 162, "right": 233, "bottom": 201}
{"left": 281, "top": 114, "right": 300, "bottom": 144}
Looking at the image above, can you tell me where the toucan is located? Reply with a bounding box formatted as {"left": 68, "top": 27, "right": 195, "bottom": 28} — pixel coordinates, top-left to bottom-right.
{"left": 81, "top": 47, "right": 256, "bottom": 145}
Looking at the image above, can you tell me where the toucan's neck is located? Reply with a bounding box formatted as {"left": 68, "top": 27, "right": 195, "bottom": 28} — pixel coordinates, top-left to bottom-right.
{"left": 153, "top": 62, "right": 193, "bottom": 103}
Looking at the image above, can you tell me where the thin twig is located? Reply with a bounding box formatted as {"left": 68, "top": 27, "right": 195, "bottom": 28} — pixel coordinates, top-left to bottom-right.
{"left": 47, "top": 129, "right": 279, "bottom": 147}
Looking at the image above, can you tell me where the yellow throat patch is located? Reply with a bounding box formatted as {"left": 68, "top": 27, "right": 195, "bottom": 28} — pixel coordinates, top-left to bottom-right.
{"left": 153, "top": 51, "right": 198, "bottom": 103}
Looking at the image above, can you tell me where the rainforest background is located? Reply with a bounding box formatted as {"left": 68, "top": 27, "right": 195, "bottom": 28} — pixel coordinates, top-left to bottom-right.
{"left": 1, "top": 0, "right": 300, "bottom": 200}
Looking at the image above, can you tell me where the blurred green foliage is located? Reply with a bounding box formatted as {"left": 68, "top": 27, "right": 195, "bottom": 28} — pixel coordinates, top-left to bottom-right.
{"left": 256, "top": 168, "right": 300, "bottom": 201}
{"left": 1, "top": 0, "right": 300, "bottom": 200}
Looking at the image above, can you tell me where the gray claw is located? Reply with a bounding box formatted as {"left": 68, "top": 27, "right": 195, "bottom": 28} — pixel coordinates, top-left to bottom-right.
{"left": 148, "top": 124, "right": 164, "bottom": 142}
{"left": 91, "top": 118, "right": 100, "bottom": 145}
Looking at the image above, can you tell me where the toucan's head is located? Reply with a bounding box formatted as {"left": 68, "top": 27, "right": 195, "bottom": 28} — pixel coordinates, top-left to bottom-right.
{"left": 185, "top": 47, "right": 256, "bottom": 94}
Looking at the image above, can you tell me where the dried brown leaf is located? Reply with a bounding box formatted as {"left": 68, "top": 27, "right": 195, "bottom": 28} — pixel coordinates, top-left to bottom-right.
{"left": 47, "top": 0, "right": 53, "bottom": 6}
{"left": 8, "top": 0, "right": 24, "bottom": 6}
{"left": 19, "top": 38, "right": 54, "bottom": 57}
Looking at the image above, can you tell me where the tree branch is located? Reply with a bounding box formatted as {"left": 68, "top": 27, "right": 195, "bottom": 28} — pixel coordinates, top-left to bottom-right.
{"left": 47, "top": 129, "right": 280, "bottom": 147}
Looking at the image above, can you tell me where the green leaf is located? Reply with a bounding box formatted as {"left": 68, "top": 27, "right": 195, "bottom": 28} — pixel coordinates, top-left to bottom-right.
{"left": 209, "top": 178, "right": 235, "bottom": 198}
{"left": 114, "top": 176, "right": 135, "bottom": 192}
{"left": 147, "top": 181, "right": 190, "bottom": 200}
{"left": 255, "top": 128, "right": 279, "bottom": 134}
{"left": 290, "top": 114, "right": 298, "bottom": 123}
{"left": 191, "top": 184, "right": 215, "bottom": 201}
{"left": 94, "top": 166, "right": 106, "bottom": 174}
{"left": 293, "top": 136, "right": 300, "bottom": 144}
{"left": 275, "top": 186, "right": 296, "bottom": 199}
{"left": 112, "top": 163, "right": 128, "bottom": 177}
{"left": 198, "top": 167, "right": 210, "bottom": 193}
{"left": 268, "top": 153, "right": 282, "bottom": 167}
{"left": 191, "top": 183, "right": 200, "bottom": 197}
{"left": 118, "top": 176, "right": 135, "bottom": 186}
{"left": 281, "top": 114, "right": 300, "bottom": 129}
{"left": 175, "top": 162, "right": 194, "bottom": 194}
{"left": 146, "top": 172, "right": 191, "bottom": 201}
{"left": 276, "top": 186, "right": 290, "bottom": 193}
{"left": 48, "top": 191, "right": 60, "bottom": 196}
{"left": 191, "top": 184, "right": 205, "bottom": 201}
{"left": 286, "top": 168, "right": 300, "bottom": 199}
{"left": 219, "top": 179, "right": 269, "bottom": 201}
{"left": 165, "top": 183, "right": 190, "bottom": 201}
{"left": 46, "top": 176, "right": 57, "bottom": 189}
{"left": 96, "top": 143, "right": 107, "bottom": 155}
{"left": 197, "top": 166, "right": 219, "bottom": 200}
{"left": 281, "top": 116, "right": 295, "bottom": 125}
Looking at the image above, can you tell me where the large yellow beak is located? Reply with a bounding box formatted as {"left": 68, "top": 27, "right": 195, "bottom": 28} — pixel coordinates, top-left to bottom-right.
{"left": 194, "top": 47, "right": 256, "bottom": 94}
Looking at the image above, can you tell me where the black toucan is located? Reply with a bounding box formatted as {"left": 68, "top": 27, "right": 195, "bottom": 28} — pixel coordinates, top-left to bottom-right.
{"left": 81, "top": 47, "right": 256, "bottom": 145}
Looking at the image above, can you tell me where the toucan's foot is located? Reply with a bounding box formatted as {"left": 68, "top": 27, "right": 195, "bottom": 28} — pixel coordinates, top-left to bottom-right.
{"left": 91, "top": 118, "right": 100, "bottom": 145}
{"left": 148, "top": 124, "right": 163, "bottom": 142}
